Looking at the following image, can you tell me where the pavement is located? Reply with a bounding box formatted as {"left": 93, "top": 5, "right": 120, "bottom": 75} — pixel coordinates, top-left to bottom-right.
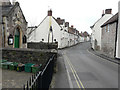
{"left": 2, "top": 69, "right": 33, "bottom": 88}
{"left": 88, "top": 47, "right": 120, "bottom": 65}
{"left": 0, "top": 69, "right": 2, "bottom": 90}
{"left": 50, "top": 42, "right": 119, "bottom": 89}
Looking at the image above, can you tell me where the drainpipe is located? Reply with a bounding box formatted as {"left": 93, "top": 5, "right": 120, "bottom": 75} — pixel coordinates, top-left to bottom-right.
{"left": 114, "top": 21, "right": 118, "bottom": 58}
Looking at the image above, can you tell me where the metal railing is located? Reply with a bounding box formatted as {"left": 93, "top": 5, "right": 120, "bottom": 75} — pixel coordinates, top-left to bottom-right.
{"left": 23, "top": 54, "right": 56, "bottom": 90}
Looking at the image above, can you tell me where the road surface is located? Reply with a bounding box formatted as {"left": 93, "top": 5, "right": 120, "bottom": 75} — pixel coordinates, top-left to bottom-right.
{"left": 53, "top": 42, "right": 119, "bottom": 90}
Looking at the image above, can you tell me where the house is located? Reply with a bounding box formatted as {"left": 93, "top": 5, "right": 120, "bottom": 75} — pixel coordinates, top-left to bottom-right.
{"left": 1, "top": 0, "right": 27, "bottom": 48}
{"left": 68, "top": 26, "right": 75, "bottom": 46}
{"left": 83, "top": 31, "right": 90, "bottom": 42}
{"left": 28, "top": 10, "right": 64, "bottom": 48}
{"left": 101, "top": 13, "right": 118, "bottom": 58}
{"left": 55, "top": 18, "right": 69, "bottom": 48}
{"left": 91, "top": 9, "right": 113, "bottom": 50}
{"left": 116, "top": 2, "right": 120, "bottom": 59}
{"left": 27, "top": 26, "right": 37, "bottom": 42}
{"left": 28, "top": 10, "right": 81, "bottom": 49}
{"left": 79, "top": 32, "right": 85, "bottom": 42}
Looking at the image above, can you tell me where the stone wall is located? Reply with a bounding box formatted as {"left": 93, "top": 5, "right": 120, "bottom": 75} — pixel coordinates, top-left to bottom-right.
{"left": 2, "top": 2, "right": 27, "bottom": 48}
{"left": 2, "top": 48, "right": 57, "bottom": 69}
{"left": 101, "top": 23, "right": 117, "bottom": 58}
{"left": 0, "top": 5, "right": 2, "bottom": 48}
{"left": 27, "top": 42, "right": 58, "bottom": 49}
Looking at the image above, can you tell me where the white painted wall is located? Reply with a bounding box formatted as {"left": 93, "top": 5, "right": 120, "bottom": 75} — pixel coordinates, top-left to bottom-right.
{"left": 28, "top": 16, "right": 62, "bottom": 48}
{"left": 91, "top": 14, "right": 113, "bottom": 50}
{"left": 28, "top": 13, "right": 85, "bottom": 49}
{"left": 116, "top": 2, "right": 120, "bottom": 59}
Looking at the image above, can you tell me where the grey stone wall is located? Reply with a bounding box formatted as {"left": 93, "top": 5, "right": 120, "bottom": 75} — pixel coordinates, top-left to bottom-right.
{"left": 2, "top": 48, "right": 57, "bottom": 69}
{"left": 0, "top": 5, "right": 2, "bottom": 48}
{"left": 27, "top": 42, "right": 58, "bottom": 49}
{"left": 3, "top": 2, "right": 27, "bottom": 48}
{"left": 101, "top": 23, "right": 117, "bottom": 58}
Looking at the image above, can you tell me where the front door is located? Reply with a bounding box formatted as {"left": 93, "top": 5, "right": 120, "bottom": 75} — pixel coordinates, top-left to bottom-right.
{"left": 14, "top": 28, "right": 20, "bottom": 48}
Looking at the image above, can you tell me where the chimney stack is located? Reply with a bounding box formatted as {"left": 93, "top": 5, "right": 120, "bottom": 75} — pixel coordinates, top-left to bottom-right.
{"left": 65, "top": 22, "right": 69, "bottom": 27}
{"left": 105, "top": 9, "right": 112, "bottom": 14}
{"left": 48, "top": 9, "right": 52, "bottom": 16}
{"left": 102, "top": 10, "right": 105, "bottom": 17}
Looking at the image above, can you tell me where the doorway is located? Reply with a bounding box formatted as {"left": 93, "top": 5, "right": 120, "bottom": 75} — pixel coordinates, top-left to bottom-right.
{"left": 14, "top": 27, "right": 20, "bottom": 48}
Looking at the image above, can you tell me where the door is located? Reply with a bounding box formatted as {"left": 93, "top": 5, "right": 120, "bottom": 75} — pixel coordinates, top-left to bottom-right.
{"left": 14, "top": 28, "right": 20, "bottom": 48}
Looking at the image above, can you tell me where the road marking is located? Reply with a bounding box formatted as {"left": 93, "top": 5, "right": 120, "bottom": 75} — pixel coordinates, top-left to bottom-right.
{"left": 63, "top": 51, "right": 85, "bottom": 90}
{"left": 87, "top": 49, "right": 118, "bottom": 65}
{"left": 69, "top": 60, "right": 85, "bottom": 89}
{"left": 63, "top": 52, "right": 73, "bottom": 88}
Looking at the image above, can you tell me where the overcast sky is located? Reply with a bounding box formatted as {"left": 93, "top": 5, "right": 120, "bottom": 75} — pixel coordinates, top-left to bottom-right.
{"left": 10, "top": 0, "right": 119, "bottom": 34}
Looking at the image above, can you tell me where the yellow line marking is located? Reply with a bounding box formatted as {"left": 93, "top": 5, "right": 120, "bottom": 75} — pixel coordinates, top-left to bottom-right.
{"left": 64, "top": 51, "right": 85, "bottom": 90}
{"left": 66, "top": 55, "right": 81, "bottom": 89}
{"left": 69, "top": 60, "right": 85, "bottom": 90}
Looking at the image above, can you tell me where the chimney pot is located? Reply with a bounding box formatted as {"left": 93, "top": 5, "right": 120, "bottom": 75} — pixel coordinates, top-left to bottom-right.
{"left": 48, "top": 10, "right": 52, "bottom": 16}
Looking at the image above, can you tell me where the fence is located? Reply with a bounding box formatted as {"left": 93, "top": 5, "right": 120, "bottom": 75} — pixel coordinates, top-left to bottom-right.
{"left": 23, "top": 54, "right": 56, "bottom": 90}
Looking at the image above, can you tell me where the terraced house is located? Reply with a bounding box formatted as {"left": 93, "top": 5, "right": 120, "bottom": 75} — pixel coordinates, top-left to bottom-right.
{"left": 28, "top": 10, "right": 85, "bottom": 49}
{"left": 91, "top": 9, "right": 113, "bottom": 50}
{"left": 101, "top": 13, "right": 118, "bottom": 58}
{"left": 1, "top": 0, "right": 27, "bottom": 48}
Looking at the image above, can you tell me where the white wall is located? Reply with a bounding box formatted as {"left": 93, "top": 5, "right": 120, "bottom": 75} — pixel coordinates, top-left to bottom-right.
{"left": 28, "top": 16, "right": 62, "bottom": 48}
{"left": 28, "top": 16, "right": 83, "bottom": 49}
{"left": 92, "top": 14, "right": 113, "bottom": 50}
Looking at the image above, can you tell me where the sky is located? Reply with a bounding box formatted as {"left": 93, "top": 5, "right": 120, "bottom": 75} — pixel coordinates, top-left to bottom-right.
{"left": 10, "top": 0, "right": 119, "bottom": 34}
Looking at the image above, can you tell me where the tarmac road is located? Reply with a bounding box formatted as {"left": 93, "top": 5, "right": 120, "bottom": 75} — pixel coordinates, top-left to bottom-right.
{"left": 53, "top": 42, "right": 119, "bottom": 89}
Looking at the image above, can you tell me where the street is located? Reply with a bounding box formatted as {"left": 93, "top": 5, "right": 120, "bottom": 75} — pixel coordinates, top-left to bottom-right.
{"left": 53, "top": 42, "right": 118, "bottom": 89}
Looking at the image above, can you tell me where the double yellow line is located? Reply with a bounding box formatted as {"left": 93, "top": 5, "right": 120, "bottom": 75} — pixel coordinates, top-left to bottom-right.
{"left": 63, "top": 51, "right": 85, "bottom": 90}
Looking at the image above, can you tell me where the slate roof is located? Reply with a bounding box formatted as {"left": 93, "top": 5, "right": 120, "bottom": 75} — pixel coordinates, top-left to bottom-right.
{"left": 2, "top": 5, "right": 13, "bottom": 16}
{"left": 101, "top": 13, "right": 118, "bottom": 27}
{"left": 0, "top": 0, "right": 13, "bottom": 16}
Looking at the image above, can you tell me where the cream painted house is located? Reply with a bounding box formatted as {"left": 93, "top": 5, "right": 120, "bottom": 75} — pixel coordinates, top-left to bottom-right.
{"left": 91, "top": 9, "right": 113, "bottom": 50}
{"left": 28, "top": 10, "right": 86, "bottom": 49}
{"left": 28, "top": 10, "right": 62, "bottom": 48}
